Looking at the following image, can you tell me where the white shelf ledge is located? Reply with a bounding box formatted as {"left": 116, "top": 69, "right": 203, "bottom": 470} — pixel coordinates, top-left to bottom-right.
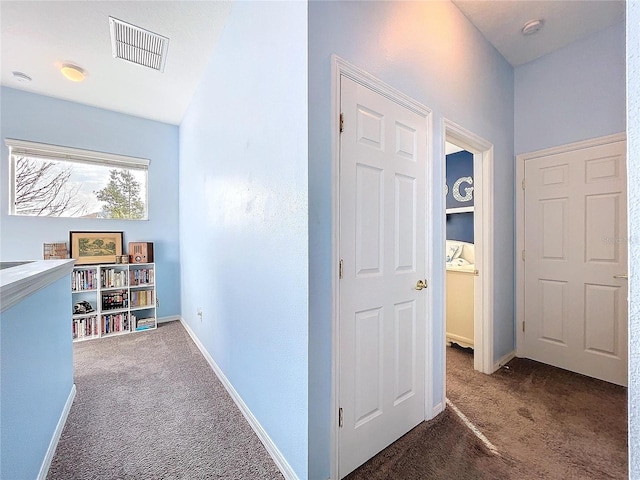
{"left": 446, "top": 206, "right": 474, "bottom": 214}
{"left": 1, "top": 259, "right": 76, "bottom": 313}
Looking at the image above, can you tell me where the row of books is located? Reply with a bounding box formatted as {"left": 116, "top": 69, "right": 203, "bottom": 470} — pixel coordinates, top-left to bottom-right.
{"left": 101, "top": 269, "right": 128, "bottom": 288}
{"left": 72, "top": 269, "right": 97, "bottom": 291}
{"left": 102, "top": 313, "right": 130, "bottom": 335}
{"left": 131, "top": 289, "right": 154, "bottom": 308}
{"left": 73, "top": 314, "right": 154, "bottom": 340}
{"left": 72, "top": 266, "right": 155, "bottom": 290}
{"left": 102, "top": 291, "right": 128, "bottom": 311}
{"left": 130, "top": 268, "right": 154, "bottom": 286}
{"left": 72, "top": 316, "right": 98, "bottom": 340}
{"left": 134, "top": 315, "right": 156, "bottom": 331}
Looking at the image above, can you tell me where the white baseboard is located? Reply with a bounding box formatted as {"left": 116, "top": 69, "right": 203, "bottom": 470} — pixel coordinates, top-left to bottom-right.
{"left": 38, "top": 383, "right": 76, "bottom": 480}
{"left": 492, "top": 350, "right": 516, "bottom": 373}
{"left": 431, "top": 400, "right": 445, "bottom": 418}
{"left": 179, "top": 318, "right": 299, "bottom": 480}
{"left": 157, "top": 315, "right": 181, "bottom": 324}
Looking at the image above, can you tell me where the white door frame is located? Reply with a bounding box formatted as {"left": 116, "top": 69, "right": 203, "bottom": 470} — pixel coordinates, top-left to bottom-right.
{"left": 443, "top": 120, "right": 494, "bottom": 376}
{"left": 330, "top": 55, "right": 433, "bottom": 480}
{"left": 515, "top": 132, "right": 627, "bottom": 356}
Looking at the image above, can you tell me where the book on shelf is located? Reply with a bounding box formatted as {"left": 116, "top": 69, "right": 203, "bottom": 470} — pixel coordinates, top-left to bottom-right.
{"left": 134, "top": 316, "right": 155, "bottom": 331}
{"left": 101, "top": 291, "right": 128, "bottom": 310}
{"left": 72, "top": 315, "right": 97, "bottom": 340}
{"left": 135, "top": 325, "right": 154, "bottom": 331}
{"left": 101, "top": 268, "right": 127, "bottom": 288}
{"left": 131, "top": 289, "right": 155, "bottom": 308}
{"left": 130, "top": 268, "right": 154, "bottom": 286}
{"left": 101, "top": 313, "right": 129, "bottom": 335}
{"left": 72, "top": 269, "right": 97, "bottom": 291}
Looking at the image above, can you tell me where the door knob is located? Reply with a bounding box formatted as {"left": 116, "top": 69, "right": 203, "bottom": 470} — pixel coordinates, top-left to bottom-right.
{"left": 613, "top": 274, "right": 628, "bottom": 279}
{"left": 415, "top": 279, "right": 427, "bottom": 290}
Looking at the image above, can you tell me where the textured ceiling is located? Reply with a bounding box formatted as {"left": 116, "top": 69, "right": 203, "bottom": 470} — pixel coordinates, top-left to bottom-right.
{"left": 0, "top": 1, "right": 232, "bottom": 125}
{"left": 452, "top": 0, "right": 625, "bottom": 66}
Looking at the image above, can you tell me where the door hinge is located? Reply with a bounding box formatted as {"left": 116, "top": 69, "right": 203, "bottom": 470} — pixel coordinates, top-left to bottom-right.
{"left": 339, "top": 113, "right": 344, "bottom": 133}
{"left": 339, "top": 259, "right": 343, "bottom": 279}
{"left": 522, "top": 250, "right": 525, "bottom": 261}
{"left": 339, "top": 407, "right": 344, "bottom": 428}
{"left": 522, "top": 178, "right": 525, "bottom": 190}
{"left": 522, "top": 321, "right": 525, "bottom": 333}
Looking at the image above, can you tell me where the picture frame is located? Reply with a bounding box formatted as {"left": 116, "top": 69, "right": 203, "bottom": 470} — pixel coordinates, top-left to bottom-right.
{"left": 70, "top": 231, "right": 124, "bottom": 265}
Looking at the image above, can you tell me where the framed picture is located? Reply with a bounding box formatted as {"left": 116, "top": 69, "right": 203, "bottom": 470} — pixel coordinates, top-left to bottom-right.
{"left": 70, "top": 231, "right": 124, "bottom": 265}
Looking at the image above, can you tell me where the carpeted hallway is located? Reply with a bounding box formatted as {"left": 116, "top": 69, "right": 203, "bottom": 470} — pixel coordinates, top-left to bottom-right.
{"left": 47, "top": 321, "right": 284, "bottom": 480}
{"left": 49, "top": 321, "right": 627, "bottom": 479}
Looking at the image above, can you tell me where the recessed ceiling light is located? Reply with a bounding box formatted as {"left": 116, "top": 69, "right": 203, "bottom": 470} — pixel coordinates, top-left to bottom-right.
{"left": 60, "top": 63, "right": 86, "bottom": 82}
{"left": 522, "top": 19, "right": 544, "bottom": 36}
{"left": 12, "top": 71, "right": 32, "bottom": 83}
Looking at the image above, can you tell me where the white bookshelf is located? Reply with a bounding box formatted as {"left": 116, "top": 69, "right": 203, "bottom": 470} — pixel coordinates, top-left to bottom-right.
{"left": 71, "top": 263, "right": 156, "bottom": 342}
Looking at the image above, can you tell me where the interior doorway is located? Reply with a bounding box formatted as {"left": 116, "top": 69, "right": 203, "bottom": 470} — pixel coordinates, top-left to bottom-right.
{"left": 445, "top": 141, "right": 477, "bottom": 358}
{"left": 443, "top": 120, "right": 494, "bottom": 385}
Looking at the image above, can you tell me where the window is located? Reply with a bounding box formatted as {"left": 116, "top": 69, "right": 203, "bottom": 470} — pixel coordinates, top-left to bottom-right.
{"left": 7, "top": 139, "right": 149, "bottom": 220}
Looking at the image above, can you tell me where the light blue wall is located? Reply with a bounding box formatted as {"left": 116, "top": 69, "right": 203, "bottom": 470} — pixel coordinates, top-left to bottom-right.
{"left": 178, "top": 2, "right": 308, "bottom": 478}
{"left": 0, "top": 275, "right": 73, "bottom": 479}
{"left": 308, "top": 2, "right": 514, "bottom": 477}
{"left": 0, "top": 88, "right": 181, "bottom": 317}
{"left": 627, "top": 1, "right": 639, "bottom": 476}
{"left": 514, "top": 21, "right": 626, "bottom": 155}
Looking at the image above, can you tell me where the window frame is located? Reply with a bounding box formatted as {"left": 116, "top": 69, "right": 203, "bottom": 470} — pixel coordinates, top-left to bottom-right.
{"left": 6, "top": 138, "right": 150, "bottom": 220}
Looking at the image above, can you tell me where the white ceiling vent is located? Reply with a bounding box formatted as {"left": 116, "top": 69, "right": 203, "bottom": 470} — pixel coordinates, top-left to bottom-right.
{"left": 109, "top": 17, "right": 169, "bottom": 73}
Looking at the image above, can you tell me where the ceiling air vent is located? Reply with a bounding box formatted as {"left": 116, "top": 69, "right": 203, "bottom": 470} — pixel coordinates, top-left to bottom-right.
{"left": 109, "top": 17, "right": 169, "bottom": 72}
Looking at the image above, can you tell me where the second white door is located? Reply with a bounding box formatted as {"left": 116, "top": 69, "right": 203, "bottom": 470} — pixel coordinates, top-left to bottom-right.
{"left": 339, "top": 75, "right": 428, "bottom": 477}
{"left": 522, "top": 138, "right": 627, "bottom": 386}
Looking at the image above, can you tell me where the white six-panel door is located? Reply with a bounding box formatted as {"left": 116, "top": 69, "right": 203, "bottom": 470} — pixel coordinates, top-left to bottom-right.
{"left": 523, "top": 139, "right": 627, "bottom": 386}
{"left": 338, "top": 75, "right": 428, "bottom": 477}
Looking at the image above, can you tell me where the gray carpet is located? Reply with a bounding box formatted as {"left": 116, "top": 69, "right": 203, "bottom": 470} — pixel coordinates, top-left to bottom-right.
{"left": 47, "top": 321, "right": 284, "bottom": 480}
{"left": 48, "top": 322, "right": 627, "bottom": 479}
{"left": 446, "top": 344, "right": 627, "bottom": 479}
{"left": 347, "top": 345, "right": 627, "bottom": 479}
{"left": 345, "top": 407, "right": 525, "bottom": 480}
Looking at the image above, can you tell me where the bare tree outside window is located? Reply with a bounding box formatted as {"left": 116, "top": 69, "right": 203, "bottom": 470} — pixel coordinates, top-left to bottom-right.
{"left": 14, "top": 156, "right": 87, "bottom": 216}
{"left": 10, "top": 142, "right": 148, "bottom": 220}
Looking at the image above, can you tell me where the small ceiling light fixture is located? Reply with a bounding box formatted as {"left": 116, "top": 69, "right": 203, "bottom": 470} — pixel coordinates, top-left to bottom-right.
{"left": 60, "top": 63, "right": 86, "bottom": 82}
{"left": 12, "top": 71, "right": 32, "bottom": 83}
{"left": 522, "top": 19, "right": 544, "bottom": 36}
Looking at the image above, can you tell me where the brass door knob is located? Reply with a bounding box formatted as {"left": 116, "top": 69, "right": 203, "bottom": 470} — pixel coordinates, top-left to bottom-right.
{"left": 415, "top": 279, "right": 427, "bottom": 290}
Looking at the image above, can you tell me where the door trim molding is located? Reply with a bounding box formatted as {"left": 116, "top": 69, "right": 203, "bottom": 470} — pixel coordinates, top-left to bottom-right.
{"left": 515, "top": 132, "right": 627, "bottom": 357}
{"left": 443, "top": 120, "right": 494, "bottom": 377}
{"left": 330, "top": 55, "right": 433, "bottom": 480}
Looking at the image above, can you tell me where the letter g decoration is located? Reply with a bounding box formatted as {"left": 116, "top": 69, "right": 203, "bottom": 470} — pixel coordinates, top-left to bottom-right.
{"left": 453, "top": 176, "right": 474, "bottom": 202}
